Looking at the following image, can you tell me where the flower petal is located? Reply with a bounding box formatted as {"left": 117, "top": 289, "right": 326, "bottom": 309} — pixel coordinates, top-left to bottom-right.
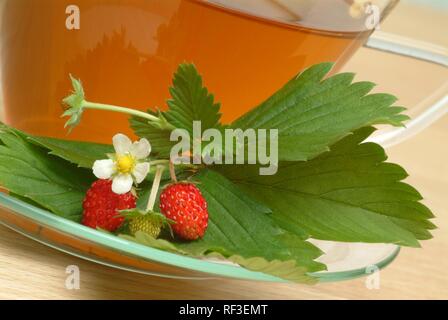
{"left": 133, "top": 162, "right": 150, "bottom": 183}
{"left": 92, "top": 159, "right": 115, "bottom": 179}
{"left": 113, "top": 133, "right": 132, "bottom": 155}
{"left": 130, "top": 138, "right": 151, "bottom": 160}
{"left": 112, "top": 174, "right": 134, "bottom": 194}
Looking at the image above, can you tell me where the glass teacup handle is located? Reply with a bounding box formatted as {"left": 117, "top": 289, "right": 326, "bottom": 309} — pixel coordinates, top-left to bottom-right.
{"left": 363, "top": 30, "right": 448, "bottom": 148}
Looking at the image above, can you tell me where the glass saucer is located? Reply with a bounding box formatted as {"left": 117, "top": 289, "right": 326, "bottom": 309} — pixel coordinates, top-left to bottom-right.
{"left": 0, "top": 193, "right": 399, "bottom": 283}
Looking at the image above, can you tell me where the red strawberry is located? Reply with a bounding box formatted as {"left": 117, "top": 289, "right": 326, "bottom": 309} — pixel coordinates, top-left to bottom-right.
{"left": 159, "top": 183, "right": 208, "bottom": 240}
{"left": 82, "top": 179, "right": 136, "bottom": 231}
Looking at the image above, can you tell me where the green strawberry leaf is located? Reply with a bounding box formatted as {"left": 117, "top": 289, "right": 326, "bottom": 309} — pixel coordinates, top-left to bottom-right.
{"left": 180, "top": 170, "right": 324, "bottom": 272}
{"left": 211, "top": 253, "right": 318, "bottom": 284}
{"left": 0, "top": 126, "right": 93, "bottom": 222}
{"left": 130, "top": 63, "right": 223, "bottom": 155}
{"left": 122, "top": 231, "right": 317, "bottom": 283}
{"left": 181, "top": 170, "right": 284, "bottom": 257}
{"left": 123, "top": 231, "right": 320, "bottom": 283}
{"left": 232, "top": 63, "right": 410, "bottom": 161}
{"left": 28, "top": 136, "right": 113, "bottom": 168}
{"left": 165, "top": 63, "right": 222, "bottom": 133}
{"left": 216, "top": 127, "right": 434, "bottom": 247}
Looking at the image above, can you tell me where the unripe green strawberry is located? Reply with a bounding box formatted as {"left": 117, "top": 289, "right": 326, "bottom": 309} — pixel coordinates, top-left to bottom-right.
{"left": 122, "top": 209, "right": 171, "bottom": 239}
{"left": 129, "top": 215, "right": 162, "bottom": 238}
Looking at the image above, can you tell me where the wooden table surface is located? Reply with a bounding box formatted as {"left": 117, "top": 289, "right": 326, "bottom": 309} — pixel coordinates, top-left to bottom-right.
{"left": 0, "top": 1, "right": 447, "bottom": 300}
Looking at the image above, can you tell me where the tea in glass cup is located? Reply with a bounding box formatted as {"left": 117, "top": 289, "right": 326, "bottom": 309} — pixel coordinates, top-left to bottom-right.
{"left": 0, "top": 0, "right": 397, "bottom": 142}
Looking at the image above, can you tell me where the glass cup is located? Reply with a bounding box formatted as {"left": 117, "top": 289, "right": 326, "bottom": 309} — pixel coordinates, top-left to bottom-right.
{"left": 0, "top": 0, "right": 446, "bottom": 146}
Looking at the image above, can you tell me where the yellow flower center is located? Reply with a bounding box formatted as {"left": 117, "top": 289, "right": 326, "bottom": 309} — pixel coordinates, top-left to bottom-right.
{"left": 116, "top": 154, "right": 135, "bottom": 174}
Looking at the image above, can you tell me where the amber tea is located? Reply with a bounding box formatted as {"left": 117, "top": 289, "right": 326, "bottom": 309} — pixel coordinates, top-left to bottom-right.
{"left": 0, "top": 0, "right": 397, "bottom": 142}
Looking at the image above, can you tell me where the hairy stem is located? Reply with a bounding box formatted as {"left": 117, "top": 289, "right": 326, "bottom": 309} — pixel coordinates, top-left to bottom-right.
{"left": 146, "top": 165, "right": 165, "bottom": 212}
{"left": 149, "top": 159, "right": 170, "bottom": 166}
{"left": 169, "top": 161, "right": 178, "bottom": 183}
{"left": 83, "top": 101, "right": 175, "bottom": 130}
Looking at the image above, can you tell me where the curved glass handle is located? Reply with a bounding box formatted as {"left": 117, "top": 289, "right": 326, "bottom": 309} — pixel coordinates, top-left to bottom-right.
{"left": 363, "top": 30, "right": 448, "bottom": 148}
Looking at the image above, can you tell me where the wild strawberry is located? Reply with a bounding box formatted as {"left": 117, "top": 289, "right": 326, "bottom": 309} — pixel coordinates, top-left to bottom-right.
{"left": 159, "top": 183, "right": 208, "bottom": 240}
{"left": 125, "top": 210, "right": 170, "bottom": 239}
{"left": 129, "top": 215, "right": 162, "bottom": 238}
{"left": 82, "top": 179, "right": 136, "bottom": 231}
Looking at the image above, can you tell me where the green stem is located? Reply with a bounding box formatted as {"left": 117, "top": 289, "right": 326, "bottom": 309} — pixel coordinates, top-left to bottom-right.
{"left": 149, "top": 159, "right": 198, "bottom": 171}
{"left": 83, "top": 101, "right": 175, "bottom": 129}
{"left": 169, "top": 161, "right": 178, "bottom": 183}
{"left": 149, "top": 159, "right": 170, "bottom": 166}
{"left": 146, "top": 165, "right": 165, "bottom": 212}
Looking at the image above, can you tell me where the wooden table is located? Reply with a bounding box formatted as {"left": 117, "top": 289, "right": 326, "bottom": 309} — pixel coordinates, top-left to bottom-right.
{"left": 0, "top": 1, "right": 447, "bottom": 299}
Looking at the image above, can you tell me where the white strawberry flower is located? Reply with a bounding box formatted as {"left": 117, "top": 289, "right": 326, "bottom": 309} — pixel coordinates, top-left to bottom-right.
{"left": 93, "top": 134, "right": 151, "bottom": 194}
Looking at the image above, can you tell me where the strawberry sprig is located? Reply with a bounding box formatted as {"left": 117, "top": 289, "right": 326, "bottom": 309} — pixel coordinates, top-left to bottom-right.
{"left": 62, "top": 75, "right": 175, "bottom": 131}
{"left": 63, "top": 75, "right": 210, "bottom": 240}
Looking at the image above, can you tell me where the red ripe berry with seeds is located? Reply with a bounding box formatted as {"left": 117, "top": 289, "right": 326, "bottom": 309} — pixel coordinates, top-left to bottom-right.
{"left": 82, "top": 179, "right": 136, "bottom": 231}
{"left": 159, "top": 183, "right": 209, "bottom": 240}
